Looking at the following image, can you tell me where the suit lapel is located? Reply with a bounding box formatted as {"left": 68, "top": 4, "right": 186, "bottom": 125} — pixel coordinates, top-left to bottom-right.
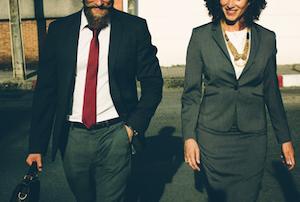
{"left": 211, "top": 22, "right": 236, "bottom": 76}
{"left": 212, "top": 22, "right": 261, "bottom": 80}
{"left": 239, "top": 24, "right": 260, "bottom": 78}
{"left": 212, "top": 22, "right": 232, "bottom": 63}
{"left": 108, "top": 9, "right": 124, "bottom": 73}
{"left": 63, "top": 11, "right": 81, "bottom": 114}
{"left": 64, "top": 11, "right": 81, "bottom": 77}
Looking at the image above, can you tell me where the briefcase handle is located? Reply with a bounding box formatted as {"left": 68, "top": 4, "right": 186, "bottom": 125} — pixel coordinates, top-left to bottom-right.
{"left": 9, "top": 162, "right": 40, "bottom": 202}
{"left": 25, "top": 162, "right": 39, "bottom": 180}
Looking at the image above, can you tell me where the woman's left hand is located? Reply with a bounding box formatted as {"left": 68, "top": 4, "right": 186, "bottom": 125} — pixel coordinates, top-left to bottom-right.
{"left": 281, "top": 141, "right": 296, "bottom": 170}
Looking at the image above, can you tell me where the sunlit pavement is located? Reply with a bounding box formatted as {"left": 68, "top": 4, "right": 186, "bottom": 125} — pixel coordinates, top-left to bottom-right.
{"left": 0, "top": 88, "right": 299, "bottom": 202}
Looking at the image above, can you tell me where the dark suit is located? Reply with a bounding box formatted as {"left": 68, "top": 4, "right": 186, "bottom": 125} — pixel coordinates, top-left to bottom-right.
{"left": 29, "top": 9, "right": 163, "bottom": 159}
{"left": 29, "top": 9, "right": 163, "bottom": 201}
{"left": 181, "top": 21, "right": 291, "bottom": 202}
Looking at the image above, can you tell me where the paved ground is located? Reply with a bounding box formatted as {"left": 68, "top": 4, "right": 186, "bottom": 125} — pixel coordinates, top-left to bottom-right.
{"left": 0, "top": 70, "right": 36, "bottom": 82}
{"left": 160, "top": 65, "right": 300, "bottom": 78}
{"left": 0, "top": 88, "right": 299, "bottom": 202}
{"left": 1, "top": 64, "right": 300, "bottom": 83}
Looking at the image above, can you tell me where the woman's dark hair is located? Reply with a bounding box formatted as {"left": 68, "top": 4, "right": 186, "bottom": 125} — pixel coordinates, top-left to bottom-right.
{"left": 204, "top": 0, "right": 267, "bottom": 25}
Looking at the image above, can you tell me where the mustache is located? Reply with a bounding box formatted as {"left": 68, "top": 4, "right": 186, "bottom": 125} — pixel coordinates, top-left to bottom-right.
{"left": 84, "top": 2, "right": 113, "bottom": 10}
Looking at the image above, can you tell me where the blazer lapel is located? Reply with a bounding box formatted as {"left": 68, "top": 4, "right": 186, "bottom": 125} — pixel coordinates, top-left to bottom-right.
{"left": 108, "top": 9, "right": 124, "bottom": 72}
{"left": 212, "top": 22, "right": 261, "bottom": 80}
{"left": 211, "top": 22, "right": 236, "bottom": 76}
{"left": 63, "top": 11, "right": 81, "bottom": 114}
{"left": 212, "top": 22, "right": 232, "bottom": 63}
{"left": 239, "top": 24, "right": 260, "bottom": 78}
{"left": 64, "top": 11, "right": 81, "bottom": 77}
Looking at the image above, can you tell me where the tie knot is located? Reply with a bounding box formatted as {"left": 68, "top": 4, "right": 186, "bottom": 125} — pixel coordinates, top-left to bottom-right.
{"left": 92, "top": 29, "right": 100, "bottom": 37}
{"left": 87, "top": 26, "right": 100, "bottom": 37}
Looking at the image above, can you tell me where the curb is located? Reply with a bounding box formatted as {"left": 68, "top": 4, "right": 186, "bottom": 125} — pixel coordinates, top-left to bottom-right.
{"left": 278, "top": 74, "right": 300, "bottom": 87}
{"left": 0, "top": 80, "right": 36, "bottom": 90}
{"left": 292, "top": 65, "right": 300, "bottom": 73}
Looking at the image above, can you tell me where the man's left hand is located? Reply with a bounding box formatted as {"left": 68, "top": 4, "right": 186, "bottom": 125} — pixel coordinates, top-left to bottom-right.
{"left": 124, "top": 125, "right": 134, "bottom": 143}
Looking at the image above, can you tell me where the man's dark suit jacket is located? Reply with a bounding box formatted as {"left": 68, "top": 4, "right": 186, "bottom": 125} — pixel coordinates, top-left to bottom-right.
{"left": 29, "top": 9, "right": 163, "bottom": 159}
{"left": 181, "top": 21, "right": 291, "bottom": 144}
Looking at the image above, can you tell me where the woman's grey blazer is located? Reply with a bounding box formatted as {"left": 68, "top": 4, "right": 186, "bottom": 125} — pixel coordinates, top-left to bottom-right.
{"left": 181, "top": 21, "right": 291, "bottom": 144}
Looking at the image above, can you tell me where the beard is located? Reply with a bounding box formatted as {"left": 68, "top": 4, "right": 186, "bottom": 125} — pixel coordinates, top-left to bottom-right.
{"left": 83, "top": 1, "right": 114, "bottom": 30}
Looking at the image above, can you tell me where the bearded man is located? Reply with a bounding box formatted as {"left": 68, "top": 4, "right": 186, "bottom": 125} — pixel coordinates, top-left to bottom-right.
{"left": 26, "top": 0, "right": 163, "bottom": 201}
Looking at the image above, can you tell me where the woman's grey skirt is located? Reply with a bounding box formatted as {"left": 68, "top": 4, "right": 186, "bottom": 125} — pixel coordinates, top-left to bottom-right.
{"left": 197, "top": 126, "right": 267, "bottom": 202}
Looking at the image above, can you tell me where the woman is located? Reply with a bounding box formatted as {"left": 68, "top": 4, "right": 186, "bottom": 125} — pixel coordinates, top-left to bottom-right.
{"left": 181, "top": 0, "right": 296, "bottom": 201}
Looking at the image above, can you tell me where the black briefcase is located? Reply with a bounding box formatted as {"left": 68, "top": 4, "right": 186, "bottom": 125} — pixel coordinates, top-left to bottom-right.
{"left": 10, "top": 162, "right": 40, "bottom": 202}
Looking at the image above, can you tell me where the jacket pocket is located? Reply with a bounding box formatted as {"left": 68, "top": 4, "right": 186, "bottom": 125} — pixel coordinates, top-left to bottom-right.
{"left": 203, "top": 87, "right": 219, "bottom": 97}
{"left": 252, "top": 91, "right": 264, "bottom": 97}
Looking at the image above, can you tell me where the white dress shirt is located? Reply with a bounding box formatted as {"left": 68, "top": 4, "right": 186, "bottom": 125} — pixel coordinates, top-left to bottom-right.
{"left": 68, "top": 11, "right": 119, "bottom": 123}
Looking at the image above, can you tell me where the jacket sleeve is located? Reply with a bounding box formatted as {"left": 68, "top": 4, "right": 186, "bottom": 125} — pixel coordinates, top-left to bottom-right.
{"left": 181, "top": 29, "right": 203, "bottom": 140}
{"left": 29, "top": 21, "right": 58, "bottom": 154}
{"left": 125, "top": 19, "right": 163, "bottom": 134}
{"left": 263, "top": 33, "right": 291, "bottom": 144}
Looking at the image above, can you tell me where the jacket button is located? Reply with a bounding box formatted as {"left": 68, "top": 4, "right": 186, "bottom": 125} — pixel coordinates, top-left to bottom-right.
{"left": 234, "top": 86, "right": 239, "bottom": 90}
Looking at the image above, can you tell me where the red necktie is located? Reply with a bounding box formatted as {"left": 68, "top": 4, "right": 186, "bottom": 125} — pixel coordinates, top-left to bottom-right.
{"left": 82, "top": 29, "right": 100, "bottom": 128}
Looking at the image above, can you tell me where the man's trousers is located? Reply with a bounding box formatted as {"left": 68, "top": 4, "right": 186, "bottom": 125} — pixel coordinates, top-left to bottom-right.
{"left": 63, "top": 122, "right": 131, "bottom": 202}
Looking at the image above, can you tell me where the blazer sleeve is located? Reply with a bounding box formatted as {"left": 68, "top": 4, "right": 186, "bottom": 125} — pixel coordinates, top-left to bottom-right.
{"left": 29, "top": 21, "right": 58, "bottom": 154}
{"left": 125, "top": 19, "right": 163, "bottom": 134}
{"left": 263, "top": 33, "right": 291, "bottom": 144}
{"left": 181, "top": 29, "right": 203, "bottom": 140}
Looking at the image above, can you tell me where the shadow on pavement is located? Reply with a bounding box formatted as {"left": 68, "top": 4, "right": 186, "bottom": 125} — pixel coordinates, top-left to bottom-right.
{"left": 126, "top": 126, "right": 184, "bottom": 202}
{"left": 0, "top": 90, "right": 34, "bottom": 200}
{"left": 0, "top": 90, "right": 33, "bottom": 140}
{"left": 272, "top": 161, "right": 300, "bottom": 202}
{"left": 0, "top": 109, "right": 28, "bottom": 139}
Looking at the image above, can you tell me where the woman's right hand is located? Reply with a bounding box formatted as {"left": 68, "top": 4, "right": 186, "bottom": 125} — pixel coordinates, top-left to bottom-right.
{"left": 184, "top": 138, "right": 201, "bottom": 171}
{"left": 26, "top": 153, "right": 43, "bottom": 171}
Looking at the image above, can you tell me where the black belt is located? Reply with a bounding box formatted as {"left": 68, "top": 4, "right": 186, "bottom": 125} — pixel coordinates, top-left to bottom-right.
{"left": 70, "top": 118, "right": 122, "bottom": 130}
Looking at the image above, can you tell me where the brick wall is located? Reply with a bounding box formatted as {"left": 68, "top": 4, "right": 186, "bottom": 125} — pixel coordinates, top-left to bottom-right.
{"left": 114, "top": 0, "right": 123, "bottom": 10}
{"left": 0, "top": 20, "right": 54, "bottom": 69}
{"left": 22, "top": 20, "right": 39, "bottom": 64}
{"left": 0, "top": 0, "right": 123, "bottom": 70}
{"left": 0, "top": 21, "right": 12, "bottom": 67}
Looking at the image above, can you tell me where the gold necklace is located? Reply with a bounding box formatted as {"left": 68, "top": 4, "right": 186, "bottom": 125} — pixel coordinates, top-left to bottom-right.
{"left": 221, "top": 21, "right": 250, "bottom": 67}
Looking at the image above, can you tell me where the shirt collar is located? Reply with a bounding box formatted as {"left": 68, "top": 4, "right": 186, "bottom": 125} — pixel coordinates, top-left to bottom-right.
{"left": 80, "top": 10, "right": 89, "bottom": 31}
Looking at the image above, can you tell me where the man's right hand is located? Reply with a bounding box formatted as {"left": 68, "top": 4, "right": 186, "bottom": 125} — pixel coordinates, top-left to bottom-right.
{"left": 26, "top": 153, "right": 42, "bottom": 171}
{"left": 184, "top": 138, "right": 201, "bottom": 171}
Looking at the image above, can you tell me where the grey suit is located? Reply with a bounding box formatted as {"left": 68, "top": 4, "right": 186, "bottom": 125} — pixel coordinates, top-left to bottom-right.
{"left": 182, "top": 21, "right": 291, "bottom": 143}
{"left": 181, "top": 21, "right": 291, "bottom": 202}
